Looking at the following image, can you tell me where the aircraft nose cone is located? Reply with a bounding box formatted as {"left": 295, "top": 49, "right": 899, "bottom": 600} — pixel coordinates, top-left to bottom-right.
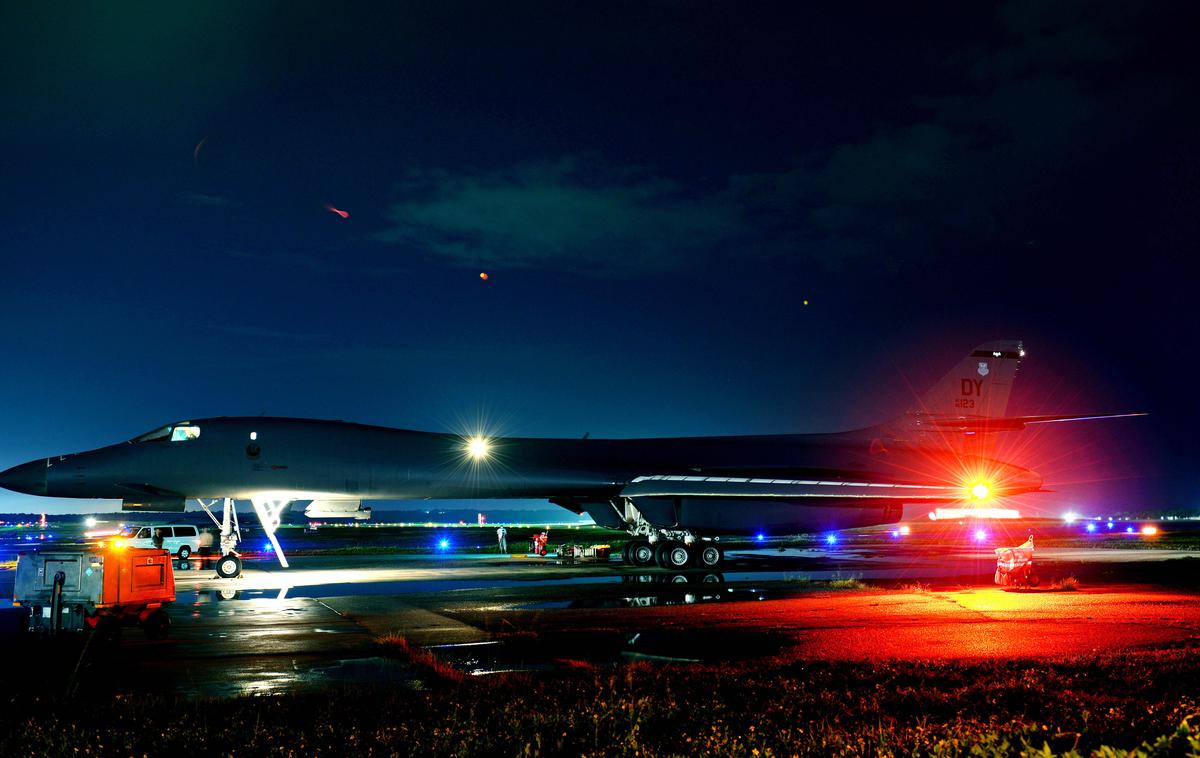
{"left": 0, "top": 460, "right": 48, "bottom": 496}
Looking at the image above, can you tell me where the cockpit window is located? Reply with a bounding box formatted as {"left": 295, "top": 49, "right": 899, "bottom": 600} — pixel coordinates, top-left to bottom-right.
{"left": 131, "top": 426, "right": 173, "bottom": 443}
{"left": 171, "top": 425, "right": 201, "bottom": 442}
{"left": 130, "top": 423, "right": 201, "bottom": 443}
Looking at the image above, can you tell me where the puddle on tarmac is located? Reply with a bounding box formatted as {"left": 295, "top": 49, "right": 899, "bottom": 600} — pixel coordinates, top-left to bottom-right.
{"left": 148, "top": 655, "right": 422, "bottom": 698}
{"left": 427, "top": 628, "right": 789, "bottom": 674}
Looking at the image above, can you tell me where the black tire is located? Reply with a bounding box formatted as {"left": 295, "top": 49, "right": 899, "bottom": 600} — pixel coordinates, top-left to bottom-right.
{"left": 178, "top": 545, "right": 191, "bottom": 559}
{"left": 143, "top": 609, "right": 171, "bottom": 640}
{"left": 1027, "top": 573, "right": 1040, "bottom": 588}
{"left": 215, "top": 554, "right": 242, "bottom": 579}
{"left": 654, "top": 541, "right": 672, "bottom": 568}
{"left": 658, "top": 541, "right": 690, "bottom": 569}
{"left": 621, "top": 541, "right": 633, "bottom": 564}
{"left": 697, "top": 544, "right": 723, "bottom": 568}
{"left": 628, "top": 541, "right": 655, "bottom": 567}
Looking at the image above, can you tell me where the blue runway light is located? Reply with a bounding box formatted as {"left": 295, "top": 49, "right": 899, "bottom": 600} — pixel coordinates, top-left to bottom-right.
{"left": 438, "top": 538, "right": 450, "bottom": 549}
{"left": 262, "top": 541, "right": 274, "bottom": 553}
{"left": 1106, "top": 521, "right": 1115, "bottom": 529}
{"left": 1086, "top": 523, "right": 1097, "bottom": 533}
{"left": 755, "top": 533, "right": 765, "bottom": 542}
{"left": 890, "top": 530, "right": 900, "bottom": 538}
{"left": 1125, "top": 526, "right": 1134, "bottom": 533}
{"left": 825, "top": 534, "right": 838, "bottom": 545}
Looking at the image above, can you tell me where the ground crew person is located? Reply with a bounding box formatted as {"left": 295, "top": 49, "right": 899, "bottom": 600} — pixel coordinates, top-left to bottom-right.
{"left": 496, "top": 525, "right": 507, "bottom": 553}
{"left": 153, "top": 528, "right": 165, "bottom": 550}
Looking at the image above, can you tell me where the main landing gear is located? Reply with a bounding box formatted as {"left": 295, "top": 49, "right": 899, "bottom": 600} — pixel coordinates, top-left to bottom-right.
{"left": 197, "top": 496, "right": 293, "bottom": 579}
{"left": 622, "top": 538, "right": 723, "bottom": 569}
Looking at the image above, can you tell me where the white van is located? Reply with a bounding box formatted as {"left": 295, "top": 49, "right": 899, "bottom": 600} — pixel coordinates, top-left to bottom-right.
{"left": 124, "top": 524, "right": 202, "bottom": 558}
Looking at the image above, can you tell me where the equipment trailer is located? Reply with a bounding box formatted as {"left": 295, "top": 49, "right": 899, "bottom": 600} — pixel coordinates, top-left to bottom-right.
{"left": 13, "top": 547, "right": 176, "bottom": 640}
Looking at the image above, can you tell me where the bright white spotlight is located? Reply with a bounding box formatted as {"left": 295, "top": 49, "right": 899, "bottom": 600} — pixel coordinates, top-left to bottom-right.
{"left": 1063, "top": 512, "right": 1078, "bottom": 524}
{"left": 970, "top": 482, "right": 991, "bottom": 500}
{"left": 466, "top": 436, "right": 490, "bottom": 461}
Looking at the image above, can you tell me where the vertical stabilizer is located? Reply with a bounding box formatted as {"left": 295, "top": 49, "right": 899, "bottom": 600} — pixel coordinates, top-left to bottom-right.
{"left": 908, "top": 340, "right": 1024, "bottom": 420}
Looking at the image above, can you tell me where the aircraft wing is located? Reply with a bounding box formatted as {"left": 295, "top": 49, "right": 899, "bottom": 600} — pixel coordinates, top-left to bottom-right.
{"left": 620, "top": 475, "right": 961, "bottom": 501}
{"left": 917, "top": 412, "right": 1146, "bottom": 433}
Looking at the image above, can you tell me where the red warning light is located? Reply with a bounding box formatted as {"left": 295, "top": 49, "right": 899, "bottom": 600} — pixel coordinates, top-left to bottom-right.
{"left": 325, "top": 205, "right": 350, "bottom": 219}
{"left": 479, "top": 272, "right": 489, "bottom": 281}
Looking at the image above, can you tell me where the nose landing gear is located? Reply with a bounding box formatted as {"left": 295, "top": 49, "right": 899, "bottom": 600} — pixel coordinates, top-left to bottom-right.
{"left": 215, "top": 554, "right": 242, "bottom": 579}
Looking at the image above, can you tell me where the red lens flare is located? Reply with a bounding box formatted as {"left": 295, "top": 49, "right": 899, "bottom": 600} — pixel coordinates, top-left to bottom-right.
{"left": 326, "top": 205, "right": 350, "bottom": 219}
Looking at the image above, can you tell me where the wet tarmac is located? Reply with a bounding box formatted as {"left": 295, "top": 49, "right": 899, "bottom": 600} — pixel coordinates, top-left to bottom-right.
{"left": 3, "top": 540, "right": 1200, "bottom": 696}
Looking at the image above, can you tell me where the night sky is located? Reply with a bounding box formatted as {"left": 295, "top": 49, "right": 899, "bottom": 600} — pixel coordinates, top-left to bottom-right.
{"left": 1, "top": 2, "right": 1196, "bottom": 515}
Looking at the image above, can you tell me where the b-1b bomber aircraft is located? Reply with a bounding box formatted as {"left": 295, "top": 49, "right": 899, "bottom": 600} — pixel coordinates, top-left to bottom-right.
{"left": 0, "top": 340, "right": 1139, "bottom": 576}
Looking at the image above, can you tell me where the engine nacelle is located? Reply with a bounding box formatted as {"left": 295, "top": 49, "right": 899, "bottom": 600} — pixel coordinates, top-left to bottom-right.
{"left": 304, "top": 499, "right": 372, "bottom": 521}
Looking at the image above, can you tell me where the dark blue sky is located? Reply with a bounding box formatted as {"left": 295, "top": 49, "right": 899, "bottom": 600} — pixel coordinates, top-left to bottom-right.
{"left": 1, "top": 1, "right": 1195, "bottom": 515}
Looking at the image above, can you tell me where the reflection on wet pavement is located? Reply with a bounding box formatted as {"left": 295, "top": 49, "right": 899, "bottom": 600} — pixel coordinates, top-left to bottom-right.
{"left": 4, "top": 535, "right": 1200, "bottom": 697}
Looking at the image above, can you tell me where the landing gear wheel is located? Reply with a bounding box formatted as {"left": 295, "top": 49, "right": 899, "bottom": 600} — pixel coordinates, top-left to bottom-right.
{"left": 621, "top": 541, "right": 633, "bottom": 564}
{"left": 697, "top": 544, "right": 723, "bottom": 568}
{"left": 177, "top": 545, "right": 191, "bottom": 559}
{"left": 216, "top": 554, "right": 242, "bottom": 579}
{"left": 654, "top": 541, "right": 670, "bottom": 568}
{"left": 657, "top": 541, "right": 691, "bottom": 569}
{"left": 628, "top": 541, "right": 655, "bottom": 567}
{"left": 1027, "top": 573, "right": 1040, "bottom": 588}
{"left": 143, "top": 609, "right": 171, "bottom": 640}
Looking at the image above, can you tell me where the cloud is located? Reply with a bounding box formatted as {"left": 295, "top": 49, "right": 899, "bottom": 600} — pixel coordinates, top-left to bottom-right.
{"left": 371, "top": 1, "right": 1185, "bottom": 277}
{"left": 732, "top": 0, "right": 1183, "bottom": 268}
{"left": 375, "top": 157, "right": 750, "bottom": 275}
{"left": 181, "top": 191, "right": 235, "bottom": 208}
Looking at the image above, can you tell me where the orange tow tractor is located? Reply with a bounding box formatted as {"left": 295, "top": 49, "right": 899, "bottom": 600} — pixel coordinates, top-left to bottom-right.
{"left": 13, "top": 546, "right": 176, "bottom": 640}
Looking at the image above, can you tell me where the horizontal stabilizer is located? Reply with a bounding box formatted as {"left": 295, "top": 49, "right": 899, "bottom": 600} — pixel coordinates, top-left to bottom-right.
{"left": 919, "top": 411, "right": 1147, "bottom": 433}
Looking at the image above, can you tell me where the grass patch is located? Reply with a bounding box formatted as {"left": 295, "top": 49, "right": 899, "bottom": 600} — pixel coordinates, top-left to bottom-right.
{"left": 828, "top": 575, "right": 868, "bottom": 590}
{"left": 377, "top": 633, "right": 465, "bottom": 683}
{"left": 2, "top": 651, "right": 1199, "bottom": 755}
{"left": 899, "top": 581, "right": 931, "bottom": 593}
{"left": 1050, "top": 576, "right": 1081, "bottom": 591}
